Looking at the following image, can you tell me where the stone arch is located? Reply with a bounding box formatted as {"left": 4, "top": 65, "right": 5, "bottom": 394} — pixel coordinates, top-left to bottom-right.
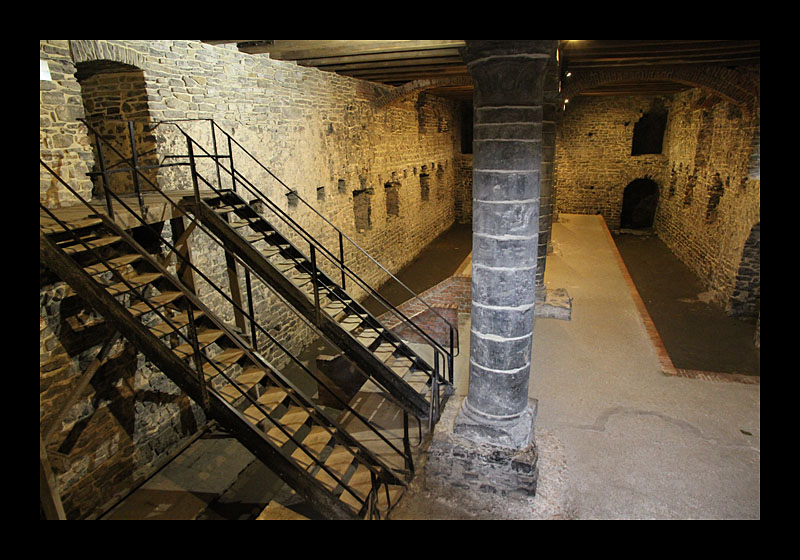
{"left": 729, "top": 222, "right": 760, "bottom": 318}
{"left": 620, "top": 177, "right": 659, "bottom": 229}
{"left": 69, "top": 40, "right": 147, "bottom": 72}
{"left": 561, "top": 64, "right": 759, "bottom": 113}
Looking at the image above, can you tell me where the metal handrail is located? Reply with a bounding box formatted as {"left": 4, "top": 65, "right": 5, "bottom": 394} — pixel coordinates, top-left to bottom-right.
{"left": 78, "top": 124, "right": 418, "bottom": 454}
{"left": 41, "top": 159, "right": 403, "bottom": 517}
{"left": 154, "top": 118, "right": 457, "bottom": 382}
{"left": 43, "top": 132, "right": 418, "bottom": 512}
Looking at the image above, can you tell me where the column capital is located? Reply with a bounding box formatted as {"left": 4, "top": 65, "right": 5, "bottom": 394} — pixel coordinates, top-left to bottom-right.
{"left": 461, "top": 40, "right": 557, "bottom": 108}
{"left": 460, "top": 40, "right": 556, "bottom": 65}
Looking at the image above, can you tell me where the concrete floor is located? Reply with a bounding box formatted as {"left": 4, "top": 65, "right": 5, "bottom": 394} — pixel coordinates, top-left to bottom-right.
{"left": 102, "top": 214, "right": 760, "bottom": 520}
{"left": 449, "top": 214, "right": 758, "bottom": 519}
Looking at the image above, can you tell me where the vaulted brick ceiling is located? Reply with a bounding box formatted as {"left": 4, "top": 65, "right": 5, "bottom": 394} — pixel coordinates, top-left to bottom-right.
{"left": 201, "top": 40, "right": 760, "bottom": 101}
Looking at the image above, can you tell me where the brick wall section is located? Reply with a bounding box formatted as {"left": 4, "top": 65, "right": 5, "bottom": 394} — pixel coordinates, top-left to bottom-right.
{"left": 555, "top": 95, "right": 668, "bottom": 229}
{"left": 39, "top": 39, "right": 465, "bottom": 518}
{"left": 555, "top": 84, "right": 760, "bottom": 311}
{"left": 655, "top": 88, "right": 760, "bottom": 309}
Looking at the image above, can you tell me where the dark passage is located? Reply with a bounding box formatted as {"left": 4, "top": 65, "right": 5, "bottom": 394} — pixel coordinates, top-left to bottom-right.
{"left": 620, "top": 178, "right": 659, "bottom": 230}
{"left": 613, "top": 232, "right": 759, "bottom": 376}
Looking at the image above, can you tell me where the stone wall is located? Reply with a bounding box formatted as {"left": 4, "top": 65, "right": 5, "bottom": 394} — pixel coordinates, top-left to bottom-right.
{"left": 554, "top": 95, "right": 669, "bottom": 229}
{"left": 40, "top": 40, "right": 94, "bottom": 204}
{"left": 655, "top": 88, "right": 760, "bottom": 311}
{"left": 554, "top": 87, "right": 760, "bottom": 312}
{"left": 40, "top": 39, "right": 464, "bottom": 518}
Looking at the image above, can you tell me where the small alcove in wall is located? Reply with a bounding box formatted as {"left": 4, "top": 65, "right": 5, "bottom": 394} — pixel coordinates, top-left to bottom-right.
{"left": 620, "top": 178, "right": 660, "bottom": 229}
{"left": 631, "top": 102, "right": 668, "bottom": 156}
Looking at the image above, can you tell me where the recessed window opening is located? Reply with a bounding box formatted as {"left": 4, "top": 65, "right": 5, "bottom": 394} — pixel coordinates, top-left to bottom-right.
{"left": 76, "top": 61, "right": 156, "bottom": 196}
{"left": 631, "top": 105, "right": 668, "bottom": 156}
{"left": 705, "top": 174, "right": 725, "bottom": 223}
{"left": 420, "top": 173, "right": 430, "bottom": 201}
{"left": 317, "top": 186, "right": 325, "bottom": 202}
{"left": 286, "top": 189, "right": 299, "bottom": 208}
{"left": 683, "top": 176, "right": 696, "bottom": 207}
{"left": 620, "top": 178, "right": 659, "bottom": 229}
{"left": 384, "top": 181, "right": 400, "bottom": 217}
{"left": 338, "top": 179, "right": 346, "bottom": 194}
{"left": 353, "top": 188, "right": 372, "bottom": 231}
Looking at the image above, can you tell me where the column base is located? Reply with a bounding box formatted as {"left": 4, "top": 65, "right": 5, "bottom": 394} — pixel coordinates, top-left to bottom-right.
{"left": 534, "top": 287, "right": 572, "bottom": 320}
{"left": 454, "top": 396, "right": 538, "bottom": 450}
{"left": 420, "top": 396, "right": 550, "bottom": 517}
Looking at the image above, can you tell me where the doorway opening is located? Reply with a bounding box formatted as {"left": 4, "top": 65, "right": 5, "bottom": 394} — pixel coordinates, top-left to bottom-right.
{"left": 76, "top": 60, "right": 157, "bottom": 197}
{"left": 620, "top": 178, "right": 659, "bottom": 229}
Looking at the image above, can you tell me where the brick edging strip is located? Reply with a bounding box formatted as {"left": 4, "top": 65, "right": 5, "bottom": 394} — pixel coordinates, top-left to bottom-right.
{"left": 597, "top": 216, "right": 759, "bottom": 385}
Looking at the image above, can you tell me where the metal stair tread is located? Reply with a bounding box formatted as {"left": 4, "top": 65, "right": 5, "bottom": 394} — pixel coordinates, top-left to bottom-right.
{"left": 243, "top": 387, "right": 290, "bottom": 424}
{"left": 265, "top": 406, "right": 312, "bottom": 446}
{"left": 323, "top": 446, "right": 358, "bottom": 475}
{"left": 172, "top": 328, "right": 225, "bottom": 359}
{"left": 128, "top": 291, "right": 183, "bottom": 317}
{"left": 217, "top": 368, "right": 264, "bottom": 403}
{"left": 148, "top": 309, "right": 206, "bottom": 337}
{"left": 40, "top": 216, "right": 103, "bottom": 235}
{"left": 105, "top": 272, "right": 163, "bottom": 296}
{"left": 291, "top": 427, "right": 334, "bottom": 469}
{"left": 58, "top": 234, "right": 121, "bottom": 254}
{"left": 201, "top": 347, "right": 246, "bottom": 379}
{"left": 83, "top": 253, "right": 143, "bottom": 276}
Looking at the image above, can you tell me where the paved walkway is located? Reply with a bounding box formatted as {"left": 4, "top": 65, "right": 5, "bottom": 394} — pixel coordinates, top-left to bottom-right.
{"left": 514, "top": 214, "right": 759, "bottom": 518}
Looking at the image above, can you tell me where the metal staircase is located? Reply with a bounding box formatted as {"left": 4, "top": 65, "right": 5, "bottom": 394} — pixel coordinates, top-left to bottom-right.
{"left": 40, "top": 118, "right": 457, "bottom": 519}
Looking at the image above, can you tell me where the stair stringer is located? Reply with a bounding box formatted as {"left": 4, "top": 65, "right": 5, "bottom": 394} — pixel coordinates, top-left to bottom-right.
{"left": 190, "top": 198, "right": 434, "bottom": 420}
{"left": 40, "top": 227, "right": 365, "bottom": 521}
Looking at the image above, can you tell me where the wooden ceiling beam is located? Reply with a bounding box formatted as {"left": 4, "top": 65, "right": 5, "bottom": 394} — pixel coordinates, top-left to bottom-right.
{"left": 243, "top": 40, "right": 465, "bottom": 59}
{"left": 296, "top": 48, "right": 464, "bottom": 68}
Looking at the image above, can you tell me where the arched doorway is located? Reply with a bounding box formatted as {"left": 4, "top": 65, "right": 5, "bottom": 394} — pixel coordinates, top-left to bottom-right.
{"left": 75, "top": 60, "right": 157, "bottom": 197}
{"left": 620, "top": 178, "right": 659, "bottom": 229}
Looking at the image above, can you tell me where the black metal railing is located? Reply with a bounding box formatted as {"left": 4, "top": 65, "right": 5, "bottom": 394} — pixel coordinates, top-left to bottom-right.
{"left": 162, "top": 119, "right": 457, "bottom": 367}
{"left": 76, "top": 116, "right": 456, "bottom": 418}
{"left": 148, "top": 119, "right": 457, "bottom": 425}
{"left": 41, "top": 129, "right": 421, "bottom": 517}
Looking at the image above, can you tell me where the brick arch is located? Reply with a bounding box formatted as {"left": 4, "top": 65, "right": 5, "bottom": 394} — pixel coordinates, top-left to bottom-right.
{"left": 562, "top": 64, "right": 759, "bottom": 110}
{"left": 375, "top": 76, "right": 473, "bottom": 109}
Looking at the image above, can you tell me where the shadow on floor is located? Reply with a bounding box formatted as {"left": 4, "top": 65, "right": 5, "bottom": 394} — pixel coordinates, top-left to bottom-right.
{"left": 612, "top": 231, "right": 759, "bottom": 376}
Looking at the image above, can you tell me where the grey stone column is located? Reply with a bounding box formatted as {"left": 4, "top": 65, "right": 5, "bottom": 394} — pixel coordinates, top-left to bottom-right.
{"left": 536, "top": 45, "right": 559, "bottom": 301}
{"left": 455, "top": 40, "right": 556, "bottom": 449}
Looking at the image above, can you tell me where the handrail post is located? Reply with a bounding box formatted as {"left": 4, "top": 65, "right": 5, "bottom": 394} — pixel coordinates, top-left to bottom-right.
{"left": 187, "top": 136, "right": 201, "bottom": 208}
{"left": 210, "top": 120, "right": 223, "bottom": 191}
{"left": 338, "top": 231, "right": 346, "bottom": 290}
{"left": 403, "top": 410, "right": 414, "bottom": 476}
{"left": 244, "top": 268, "right": 258, "bottom": 351}
{"left": 449, "top": 327, "right": 454, "bottom": 384}
{"left": 227, "top": 133, "right": 236, "bottom": 195}
{"left": 127, "top": 121, "right": 146, "bottom": 216}
{"left": 429, "top": 352, "right": 440, "bottom": 430}
{"left": 93, "top": 127, "right": 114, "bottom": 220}
{"left": 310, "top": 244, "right": 321, "bottom": 326}
{"left": 185, "top": 303, "right": 210, "bottom": 412}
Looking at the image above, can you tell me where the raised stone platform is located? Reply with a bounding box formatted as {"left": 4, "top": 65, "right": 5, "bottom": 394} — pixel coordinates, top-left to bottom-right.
{"left": 536, "top": 287, "right": 573, "bottom": 321}
{"left": 392, "top": 395, "right": 574, "bottom": 520}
